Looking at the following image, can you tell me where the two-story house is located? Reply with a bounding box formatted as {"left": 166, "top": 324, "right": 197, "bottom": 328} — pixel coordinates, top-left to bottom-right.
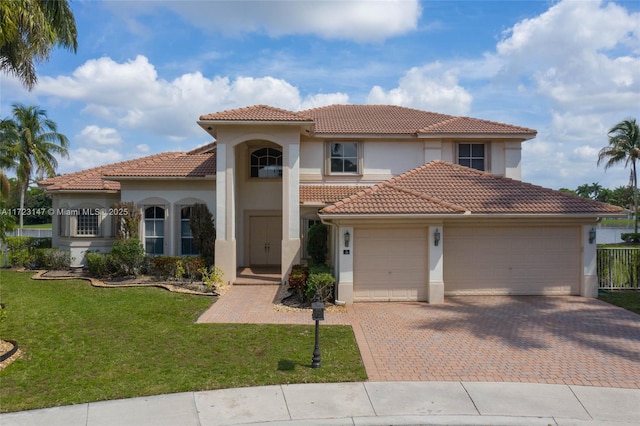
{"left": 40, "top": 104, "right": 622, "bottom": 304}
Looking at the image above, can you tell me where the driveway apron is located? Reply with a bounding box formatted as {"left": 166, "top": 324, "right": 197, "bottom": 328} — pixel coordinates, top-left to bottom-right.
{"left": 199, "top": 288, "right": 640, "bottom": 388}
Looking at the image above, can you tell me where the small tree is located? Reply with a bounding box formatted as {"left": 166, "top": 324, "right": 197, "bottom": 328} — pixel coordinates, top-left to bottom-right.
{"left": 307, "top": 223, "right": 328, "bottom": 265}
{"left": 189, "top": 203, "right": 216, "bottom": 266}
{"left": 112, "top": 201, "right": 141, "bottom": 240}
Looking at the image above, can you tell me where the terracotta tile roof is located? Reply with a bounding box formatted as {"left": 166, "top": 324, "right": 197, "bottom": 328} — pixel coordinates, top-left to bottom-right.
{"left": 321, "top": 161, "right": 623, "bottom": 216}
{"left": 199, "top": 105, "right": 312, "bottom": 122}
{"left": 299, "top": 104, "right": 536, "bottom": 136}
{"left": 103, "top": 152, "right": 216, "bottom": 178}
{"left": 40, "top": 150, "right": 216, "bottom": 191}
{"left": 300, "top": 185, "right": 369, "bottom": 204}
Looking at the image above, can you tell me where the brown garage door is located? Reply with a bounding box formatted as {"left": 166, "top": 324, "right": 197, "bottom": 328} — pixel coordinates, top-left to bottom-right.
{"left": 354, "top": 227, "right": 428, "bottom": 301}
{"left": 444, "top": 225, "right": 580, "bottom": 295}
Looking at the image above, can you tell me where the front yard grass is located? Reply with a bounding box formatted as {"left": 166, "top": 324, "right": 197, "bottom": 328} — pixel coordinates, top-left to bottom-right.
{"left": 599, "top": 290, "right": 640, "bottom": 314}
{"left": 0, "top": 270, "right": 366, "bottom": 413}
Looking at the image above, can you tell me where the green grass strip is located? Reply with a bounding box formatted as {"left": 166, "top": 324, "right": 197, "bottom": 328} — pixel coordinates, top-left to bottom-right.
{"left": 0, "top": 270, "right": 366, "bottom": 412}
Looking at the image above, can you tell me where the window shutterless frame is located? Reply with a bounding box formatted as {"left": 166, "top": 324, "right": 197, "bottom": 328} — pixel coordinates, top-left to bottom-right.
{"left": 457, "top": 142, "right": 487, "bottom": 172}
{"left": 325, "top": 141, "right": 362, "bottom": 175}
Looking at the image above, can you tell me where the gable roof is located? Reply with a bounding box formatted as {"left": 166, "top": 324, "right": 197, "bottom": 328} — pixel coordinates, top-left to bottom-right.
{"left": 199, "top": 105, "right": 312, "bottom": 122}
{"left": 40, "top": 149, "right": 216, "bottom": 192}
{"left": 198, "top": 104, "right": 537, "bottom": 137}
{"left": 320, "top": 161, "right": 623, "bottom": 216}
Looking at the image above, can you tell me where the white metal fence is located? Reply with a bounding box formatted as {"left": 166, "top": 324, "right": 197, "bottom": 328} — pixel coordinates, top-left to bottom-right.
{"left": 4, "top": 229, "right": 53, "bottom": 238}
{"left": 597, "top": 247, "right": 640, "bottom": 290}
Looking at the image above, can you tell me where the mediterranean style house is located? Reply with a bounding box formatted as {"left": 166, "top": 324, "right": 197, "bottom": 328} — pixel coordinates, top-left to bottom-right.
{"left": 39, "top": 104, "right": 623, "bottom": 304}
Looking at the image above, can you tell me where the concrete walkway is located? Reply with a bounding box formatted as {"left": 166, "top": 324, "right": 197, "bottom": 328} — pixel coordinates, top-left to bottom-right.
{"left": 2, "top": 381, "right": 638, "bottom": 425}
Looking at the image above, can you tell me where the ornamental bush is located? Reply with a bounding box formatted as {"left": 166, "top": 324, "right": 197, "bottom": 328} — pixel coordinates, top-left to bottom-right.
{"left": 307, "top": 223, "right": 328, "bottom": 265}
{"left": 109, "top": 239, "right": 145, "bottom": 277}
{"left": 305, "top": 272, "right": 335, "bottom": 302}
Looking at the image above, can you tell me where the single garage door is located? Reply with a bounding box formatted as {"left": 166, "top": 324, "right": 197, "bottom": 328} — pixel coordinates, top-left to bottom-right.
{"left": 444, "top": 226, "right": 580, "bottom": 295}
{"left": 354, "top": 227, "right": 428, "bottom": 301}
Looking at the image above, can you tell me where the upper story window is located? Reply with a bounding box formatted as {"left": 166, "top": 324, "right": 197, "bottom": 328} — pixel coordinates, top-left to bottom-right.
{"left": 251, "top": 147, "right": 282, "bottom": 178}
{"left": 329, "top": 142, "right": 359, "bottom": 174}
{"left": 458, "top": 143, "right": 485, "bottom": 171}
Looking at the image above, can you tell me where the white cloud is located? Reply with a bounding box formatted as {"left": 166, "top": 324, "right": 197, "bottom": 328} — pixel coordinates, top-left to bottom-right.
{"left": 58, "top": 148, "right": 123, "bottom": 175}
{"left": 35, "top": 56, "right": 347, "bottom": 140}
{"left": 367, "top": 64, "right": 472, "bottom": 115}
{"left": 116, "top": 0, "right": 422, "bottom": 42}
{"left": 496, "top": 0, "right": 640, "bottom": 114}
{"left": 136, "top": 144, "right": 150, "bottom": 154}
{"left": 299, "top": 93, "right": 350, "bottom": 110}
{"left": 77, "top": 125, "right": 122, "bottom": 146}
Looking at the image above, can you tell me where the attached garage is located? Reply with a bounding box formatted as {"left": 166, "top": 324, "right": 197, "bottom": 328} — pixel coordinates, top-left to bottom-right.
{"left": 354, "top": 227, "right": 428, "bottom": 301}
{"left": 444, "top": 225, "right": 581, "bottom": 295}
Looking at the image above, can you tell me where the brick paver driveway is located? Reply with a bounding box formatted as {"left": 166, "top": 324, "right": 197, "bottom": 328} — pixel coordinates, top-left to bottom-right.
{"left": 199, "top": 287, "right": 640, "bottom": 388}
{"left": 350, "top": 296, "right": 640, "bottom": 388}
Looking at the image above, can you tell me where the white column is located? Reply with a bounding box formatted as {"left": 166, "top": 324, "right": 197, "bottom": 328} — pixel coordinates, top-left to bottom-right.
{"left": 582, "top": 224, "right": 598, "bottom": 297}
{"left": 428, "top": 225, "right": 444, "bottom": 304}
{"left": 214, "top": 143, "right": 237, "bottom": 285}
{"left": 337, "top": 226, "right": 354, "bottom": 304}
{"left": 281, "top": 142, "right": 301, "bottom": 280}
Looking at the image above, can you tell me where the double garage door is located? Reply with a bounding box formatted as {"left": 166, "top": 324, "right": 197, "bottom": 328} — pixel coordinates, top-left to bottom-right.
{"left": 353, "top": 225, "right": 580, "bottom": 301}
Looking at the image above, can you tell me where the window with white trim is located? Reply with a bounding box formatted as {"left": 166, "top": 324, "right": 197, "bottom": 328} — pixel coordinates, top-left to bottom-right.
{"left": 76, "top": 212, "right": 99, "bottom": 236}
{"left": 329, "top": 142, "right": 359, "bottom": 174}
{"left": 144, "top": 206, "right": 165, "bottom": 255}
{"left": 458, "top": 143, "right": 485, "bottom": 171}
{"left": 180, "top": 206, "right": 197, "bottom": 256}
{"left": 250, "top": 147, "right": 282, "bottom": 178}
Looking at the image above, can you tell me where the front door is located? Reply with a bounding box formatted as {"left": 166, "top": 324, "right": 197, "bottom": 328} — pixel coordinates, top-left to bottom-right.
{"left": 250, "top": 216, "right": 282, "bottom": 265}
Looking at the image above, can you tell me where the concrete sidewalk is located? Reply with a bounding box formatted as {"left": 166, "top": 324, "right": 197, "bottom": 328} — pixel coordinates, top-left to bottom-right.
{"left": 2, "top": 381, "right": 638, "bottom": 426}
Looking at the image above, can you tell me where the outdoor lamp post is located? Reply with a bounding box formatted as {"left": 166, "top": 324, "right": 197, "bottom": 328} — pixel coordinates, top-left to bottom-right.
{"left": 311, "top": 299, "right": 325, "bottom": 368}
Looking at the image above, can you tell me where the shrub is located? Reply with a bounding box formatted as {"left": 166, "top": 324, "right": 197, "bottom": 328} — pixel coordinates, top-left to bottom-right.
{"left": 307, "top": 223, "right": 328, "bottom": 265}
{"left": 109, "top": 239, "right": 145, "bottom": 277}
{"left": 199, "top": 265, "right": 224, "bottom": 290}
{"left": 9, "top": 248, "right": 36, "bottom": 268}
{"left": 4, "top": 236, "right": 51, "bottom": 251}
{"left": 288, "top": 264, "right": 309, "bottom": 299}
{"left": 189, "top": 203, "right": 216, "bottom": 266}
{"left": 305, "top": 272, "right": 335, "bottom": 302}
{"left": 148, "top": 256, "right": 205, "bottom": 281}
{"left": 34, "top": 248, "right": 71, "bottom": 270}
{"left": 86, "top": 252, "right": 110, "bottom": 277}
{"left": 113, "top": 201, "right": 141, "bottom": 240}
{"left": 621, "top": 233, "right": 640, "bottom": 244}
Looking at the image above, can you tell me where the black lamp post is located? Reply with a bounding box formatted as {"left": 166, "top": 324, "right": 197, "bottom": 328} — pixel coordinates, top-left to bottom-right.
{"left": 311, "top": 298, "right": 325, "bottom": 368}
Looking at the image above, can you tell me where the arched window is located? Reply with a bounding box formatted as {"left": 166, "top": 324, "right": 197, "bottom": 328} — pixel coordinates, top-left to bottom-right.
{"left": 250, "top": 147, "right": 282, "bottom": 178}
{"left": 180, "top": 206, "right": 197, "bottom": 255}
{"left": 144, "top": 206, "right": 164, "bottom": 255}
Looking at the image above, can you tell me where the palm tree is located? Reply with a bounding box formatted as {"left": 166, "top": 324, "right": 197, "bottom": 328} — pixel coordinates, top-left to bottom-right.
{"left": 0, "top": 103, "right": 69, "bottom": 235}
{"left": 0, "top": 0, "right": 77, "bottom": 89}
{"left": 598, "top": 118, "right": 640, "bottom": 232}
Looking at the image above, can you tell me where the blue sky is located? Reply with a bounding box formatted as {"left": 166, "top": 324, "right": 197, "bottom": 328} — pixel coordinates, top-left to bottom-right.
{"left": 1, "top": 0, "right": 639, "bottom": 190}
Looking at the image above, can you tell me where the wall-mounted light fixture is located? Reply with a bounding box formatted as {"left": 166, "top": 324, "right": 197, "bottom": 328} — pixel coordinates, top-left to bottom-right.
{"left": 344, "top": 230, "right": 351, "bottom": 248}
{"left": 589, "top": 228, "right": 596, "bottom": 244}
{"left": 434, "top": 228, "right": 441, "bottom": 246}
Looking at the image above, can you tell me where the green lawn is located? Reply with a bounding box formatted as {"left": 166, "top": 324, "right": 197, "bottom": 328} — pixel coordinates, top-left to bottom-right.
{"left": 599, "top": 290, "right": 640, "bottom": 314}
{"left": 0, "top": 270, "right": 366, "bottom": 412}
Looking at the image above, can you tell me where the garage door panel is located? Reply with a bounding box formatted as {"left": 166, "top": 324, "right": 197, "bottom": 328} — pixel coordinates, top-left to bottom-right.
{"left": 445, "top": 226, "right": 580, "bottom": 295}
{"left": 354, "top": 228, "right": 427, "bottom": 302}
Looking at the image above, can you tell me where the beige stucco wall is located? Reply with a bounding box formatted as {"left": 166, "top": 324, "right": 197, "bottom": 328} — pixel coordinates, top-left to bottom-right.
{"left": 51, "top": 192, "right": 120, "bottom": 267}
{"left": 299, "top": 137, "right": 523, "bottom": 183}
{"left": 120, "top": 179, "right": 216, "bottom": 257}
{"left": 214, "top": 124, "right": 302, "bottom": 284}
